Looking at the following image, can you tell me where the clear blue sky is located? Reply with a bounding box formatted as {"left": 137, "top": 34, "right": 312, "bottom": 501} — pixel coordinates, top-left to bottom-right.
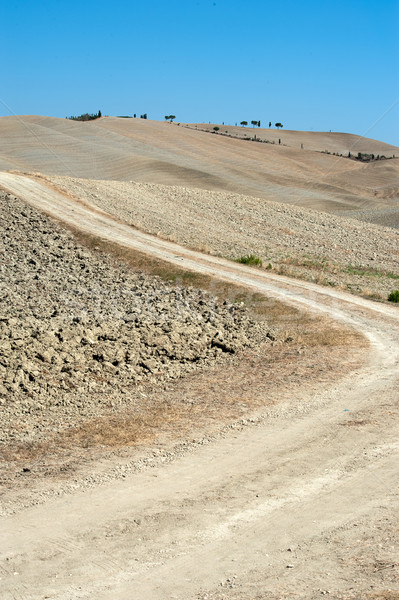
{"left": 1, "top": 0, "right": 398, "bottom": 145}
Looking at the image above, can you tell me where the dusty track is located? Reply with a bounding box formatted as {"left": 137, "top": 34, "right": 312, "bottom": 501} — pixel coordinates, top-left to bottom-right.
{"left": 1, "top": 173, "right": 398, "bottom": 599}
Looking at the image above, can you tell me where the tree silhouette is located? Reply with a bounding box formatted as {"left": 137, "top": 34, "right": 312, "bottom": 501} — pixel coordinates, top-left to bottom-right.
{"left": 275, "top": 122, "right": 283, "bottom": 129}
{"left": 240, "top": 121, "right": 248, "bottom": 126}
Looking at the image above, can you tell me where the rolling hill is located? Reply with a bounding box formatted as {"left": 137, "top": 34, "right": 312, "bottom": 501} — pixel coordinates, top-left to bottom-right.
{"left": 0, "top": 115, "right": 398, "bottom": 219}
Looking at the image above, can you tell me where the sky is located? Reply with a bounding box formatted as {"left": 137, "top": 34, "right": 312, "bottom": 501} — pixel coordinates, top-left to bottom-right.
{"left": 1, "top": 0, "right": 398, "bottom": 145}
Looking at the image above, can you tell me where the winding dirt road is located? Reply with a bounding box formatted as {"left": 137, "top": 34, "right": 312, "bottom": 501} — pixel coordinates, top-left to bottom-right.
{"left": 1, "top": 172, "right": 398, "bottom": 599}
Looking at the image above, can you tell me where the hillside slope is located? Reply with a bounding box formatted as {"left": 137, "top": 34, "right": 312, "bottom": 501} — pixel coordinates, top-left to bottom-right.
{"left": 42, "top": 173, "right": 399, "bottom": 298}
{"left": 189, "top": 122, "right": 399, "bottom": 154}
{"left": 0, "top": 115, "right": 398, "bottom": 216}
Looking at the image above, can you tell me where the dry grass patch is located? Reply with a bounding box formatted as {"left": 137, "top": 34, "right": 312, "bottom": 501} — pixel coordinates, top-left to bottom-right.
{"left": 263, "top": 254, "right": 399, "bottom": 300}
{"left": 63, "top": 401, "right": 188, "bottom": 450}
{"left": 69, "top": 226, "right": 215, "bottom": 289}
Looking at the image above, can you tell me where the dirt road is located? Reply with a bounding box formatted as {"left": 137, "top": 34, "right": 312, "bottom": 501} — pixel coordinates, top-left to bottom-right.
{"left": 1, "top": 172, "right": 398, "bottom": 599}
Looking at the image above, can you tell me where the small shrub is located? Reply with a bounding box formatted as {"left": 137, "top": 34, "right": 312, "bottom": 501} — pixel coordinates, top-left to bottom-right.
{"left": 235, "top": 254, "right": 263, "bottom": 267}
{"left": 388, "top": 290, "right": 399, "bottom": 303}
{"left": 67, "top": 110, "right": 101, "bottom": 122}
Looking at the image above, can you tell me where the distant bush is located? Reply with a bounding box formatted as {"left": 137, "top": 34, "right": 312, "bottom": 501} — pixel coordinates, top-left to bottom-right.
{"left": 347, "top": 152, "right": 393, "bottom": 162}
{"left": 213, "top": 126, "right": 220, "bottom": 131}
{"left": 356, "top": 152, "right": 376, "bottom": 162}
{"left": 235, "top": 254, "right": 263, "bottom": 267}
{"left": 67, "top": 110, "right": 101, "bottom": 122}
{"left": 388, "top": 290, "right": 399, "bottom": 303}
{"left": 318, "top": 150, "right": 396, "bottom": 162}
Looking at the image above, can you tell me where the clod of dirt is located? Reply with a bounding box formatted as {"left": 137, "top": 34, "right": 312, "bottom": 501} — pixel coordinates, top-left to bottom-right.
{"left": 0, "top": 191, "right": 271, "bottom": 444}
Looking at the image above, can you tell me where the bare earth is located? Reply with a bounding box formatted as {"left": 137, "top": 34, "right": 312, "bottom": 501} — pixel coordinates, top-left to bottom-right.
{"left": 43, "top": 172, "right": 399, "bottom": 298}
{"left": 1, "top": 116, "right": 398, "bottom": 217}
{"left": 0, "top": 173, "right": 398, "bottom": 600}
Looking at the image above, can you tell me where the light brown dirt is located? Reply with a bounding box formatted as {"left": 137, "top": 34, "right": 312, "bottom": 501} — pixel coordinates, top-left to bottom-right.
{"left": 43, "top": 172, "right": 399, "bottom": 298}
{"left": 1, "top": 115, "right": 398, "bottom": 217}
{"left": 0, "top": 173, "right": 398, "bottom": 600}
